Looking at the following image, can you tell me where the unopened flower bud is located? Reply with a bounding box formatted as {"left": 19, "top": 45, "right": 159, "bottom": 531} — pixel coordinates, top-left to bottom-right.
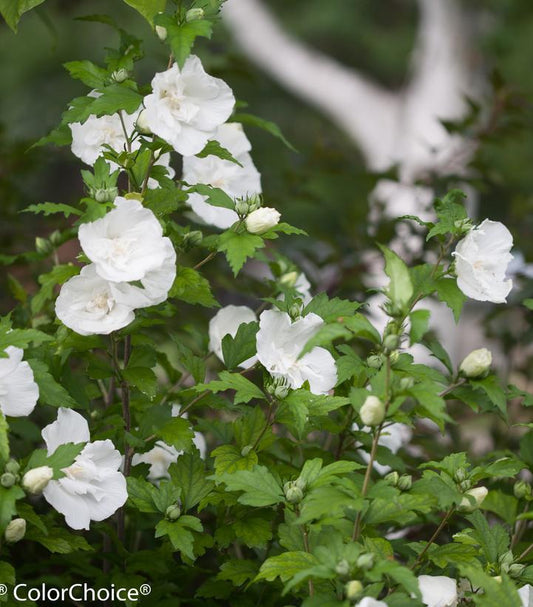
{"left": 284, "top": 482, "right": 303, "bottom": 504}
{"left": 459, "top": 348, "right": 492, "bottom": 378}
{"left": 459, "top": 486, "right": 488, "bottom": 512}
{"left": 509, "top": 563, "right": 526, "bottom": 578}
{"left": 335, "top": 559, "right": 350, "bottom": 576}
{"left": 385, "top": 471, "right": 400, "bottom": 487}
{"left": 459, "top": 479, "right": 472, "bottom": 492}
{"left": 155, "top": 25, "right": 167, "bottom": 41}
{"left": 4, "top": 459, "right": 20, "bottom": 475}
{"left": 94, "top": 187, "right": 118, "bottom": 203}
{"left": 454, "top": 218, "right": 473, "bottom": 233}
{"left": 183, "top": 230, "right": 203, "bottom": 248}
{"left": 245, "top": 207, "right": 281, "bottom": 234}
{"left": 266, "top": 376, "right": 291, "bottom": 400}
{"left": 389, "top": 350, "right": 400, "bottom": 364}
{"left": 280, "top": 271, "right": 298, "bottom": 288}
{"left": 366, "top": 354, "right": 384, "bottom": 369}
{"left": 135, "top": 109, "right": 152, "bottom": 135}
{"left": 35, "top": 237, "right": 52, "bottom": 255}
{"left": 288, "top": 301, "right": 303, "bottom": 321}
{"left": 22, "top": 466, "right": 53, "bottom": 494}
{"left": 356, "top": 553, "right": 374, "bottom": 570}
{"left": 397, "top": 474, "right": 412, "bottom": 491}
{"left": 235, "top": 198, "right": 250, "bottom": 217}
{"left": 360, "top": 395, "right": 385, "bottom": 426}
{"left": 498, "top": 551, "right": 514, "bottom": 573}
{"left": 186, "top": 7, "right": 205, "bottom": 21}
{"left": 383, "top": 334, "right": 400, "bottom": 351}
{"left": 241, "top": 445, "right": 253, "bottom": 457}
{"left": 1, "top": 472, "right": 16, "bottom": 488}
{"left": 514, "top": 480, "right": 532, "bottom": 500}
{"left": 5, "top": 518, "right": 26, "bottom": 544}
{"left": 344, "top": 580, "right": 363, "bottom": 600}
{"left": 399, "top": 376, "right": 415, "bottom": 390}
{"left": 246, "top": 193, "right": 262, "bottom": 213}
{"left": 294, "top": 477, "right": 307, "bottom": 491}
{"left": 453, "top": 468, "right": 468, "bottom": 483}
{"left": 111, "top": 68, "right": 129, "bottom": 83}
{"left": 165, "top": 504, "right": 181, "bottom": 521}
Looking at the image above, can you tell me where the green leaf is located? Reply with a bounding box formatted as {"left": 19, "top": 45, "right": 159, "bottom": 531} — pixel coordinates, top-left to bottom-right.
{"left": 63, "top": 60, "right": 108, "bottom": 89}
{"left": 156, "top": 417, "right": 194, "bottom": 452}
{"left": 126, "top": 476, "right": 160, "bottom": 513}
{"left": 255, "top": 551, "right": 319, "bottom": 583}
{"left": 25, "top": 442, "right": 85, "bottom": 479}
{"left": 31, "top": 263, "right": 80, "bottom": 314}
{"left": 212, "top": 444, "right": 258, "bottom": 475}
{"left": 0, "top": 561, "right": 15, "bottom": 586}
{"left": 426, "top": 190, "right": 468, "bottom": 241}
{"left": 221, "top": 321, "right": 258, "bottom": 369}
{"left": 122, "top": 366, "right": 158, "bottom": 398}
{"left": 427, "top": 543, "right": 478, "bottom": 568}
{"left": 218, "top": 230, "right": 265, "bottom": 276}
{"left": 22, "top": 202, "right": 82, "bottom": 218}
{"left": 218, "top": 559, "right": 258, "bottom": 586}
{"left": 0, "top": 412, "right": 9, "bottom": 468}
{"left": 409, "top": 309, "right": 431, "bottom": 344}
{"left": 27, "top": 359, "right": 79, "bottom": 409}
{"left": 0, "top": 0, "right": 46, "bottom": 32}
{"left": 26, "top": 526, "right": 93, "bottom": 553}
{"left": 344, "top": 313, "right": 381, "bottom": 344}
{"left": 155, "top": 517, "right": 200, "bottom": 560}
{"left": 169, "top": 453, "right": 214, "bottom": 511}
{"left": 155, "top": 14, "right": 213, "bottom": 68}
{"left": 196, "top": 371, "right": 265, "bottom": 405}
{"left": 215, "top": 465, "right": 284, "bottom": 507}
{"left": 471, "top": 375, "right": 507, "bottom": 417}
{"left": 63, "top": 85, "right": 143, "bottom": 124}
{"left": 379, "top": 245, "right": 413, "bottom": 309}
{"left": 170, "top": 267, "right": 218, "bottom": 307}
{"left": 196, "top": 140, "right": 242, "bottom": 166}
{"left": 122, "top": 0, "right": 166, "bottom": 25}
{"left": 233, "top": 113, "right": 297, "bottom": 152}
{"left": 233, "top": 516, "right": 273, "bottom": 548}
{"left": 304, "top": 292, "right": 361, "bottom": 322}
{"left": 0, "top": 327, "right": 53, "bottom": 352}
{"left": 188, "top": 184, "right": 235, "bottom": 210}
{"left": 0, "top": 486, "right": 24, "bottom": 533}
{"left": 435, "top": 277, "right": 466, "bottom": 322}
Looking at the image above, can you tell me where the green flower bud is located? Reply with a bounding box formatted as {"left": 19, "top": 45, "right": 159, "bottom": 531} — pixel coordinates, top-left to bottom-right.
{"left": 356, "top": 553, "right": 374, "bottom": 570}
{"left": 235, "top": 198, "right": 251, "bottom": 217}
{"left": 135, "top": 109, "right": 152, "bottom": 135}
{"left": 344, "top": 580, "right": 363, "bottom": 600}
{"left": 514, "top": 480, "right": 532, "bottom": 500}
{"left": 359, "top": 395, "right": 385, "bottom": 426}
{"left": 4, "top": 518, "right": 26, "bottom": 544}
{"left": 453, "top": 468, "right": 468, "bottom": 483}
{"left": 35, "top": 237, "right": 52, "bottom": 255}
{"left": 285, "top": 484, "right": 304, "bottom": 504}
{"left": 335, "top": 559, "right": 350, "bottom": 577}
{"left": 459, "top": 348, "right": 492, "bottom": 379}
{"left": 389, "top": 350, "right": 400, "bottom": 364}
{"left": 280, "top": 271, "right": 299, "bottom": 288}
{"left": 266, "top": 376, "right": 291, "bottom": 400}
{"left": 383, "top": 334, "right": 400, "bottom": 351}
{"left": 165, "top": 504, "right": 181, "bottom": 521}
{"left": 288, "top": 301, "right": 303, "bottom": 321}
{"left": 183, "top": 230, "right": 203, "bottom": 249}
{"left": 397, "top": 474, "right": 412, "bottom": 491}
{"left": 1, "top": 472, "right": 16, "bottom": 488}
{"left": 385, "top": 471, "right": 400, "bottom": 486}
{"left": 155, "top": 25, "right": 167, "bottom": 41}
{"left": 94, "top": 187, "right": 118, "bottom": 203}
{"left": 458, "top": 486, "right": 488, "bottom": 512}
{"left": 399, "top": 376, "right": 415, "bottom": 391}
{"left": 366, "top": 354, "right": 384, "bottom": 369}
{"left": 246, "top": 193, "right": 262, "bottom": 213}
{"left": 4, "top": 459, "right": 20, "bottom": 475}
{"left": 111, "top": 68, "right": 129, "bottom": 83}
{"left": 186, "top": 7, "right": 205, "bottom": 22}
{"left": 498, "top": 551, "right": 514, "bottom": 573}
{"left": 458, "top": 479, "right": 472, "bottom": 492}
{"left": 509, "top": 563, "right": 526, "bottom": 578}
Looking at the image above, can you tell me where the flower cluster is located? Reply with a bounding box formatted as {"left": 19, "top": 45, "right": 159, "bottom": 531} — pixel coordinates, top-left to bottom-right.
{"left": 56, "top": 197, "right": 176, "bottom": 335}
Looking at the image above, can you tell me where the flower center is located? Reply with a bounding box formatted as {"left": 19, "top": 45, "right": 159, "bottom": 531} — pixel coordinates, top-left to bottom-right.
{"left": 86, "top": 291, "right": 115, "bottom": 314}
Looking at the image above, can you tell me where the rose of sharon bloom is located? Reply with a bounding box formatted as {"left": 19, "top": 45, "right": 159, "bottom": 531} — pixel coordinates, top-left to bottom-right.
{"left": 209, "top": 305, "right": 257, "bottom": 368}
{"left": 142, "top": 56, "right": 235, "bottom": 156}
{"left": 245, "top": 207, "right": 281, "bottom": 234}
{"left": 519, "top": 584, "right": 533, "bottom": 607}
{"left": 0, "top": 346, "right": 39, "bottom": 417}
{"left": 183, "top": 122, "right": 262, "bottom": 229}
{"left": 355, "top": 599, "right": 388, "bottom": 607}
{"left": 42, "top": 408, "right": 127, "bottom": 530}
{"left": 55, "top": 264, "right": 136, "bottom": 336}
{"left": 453, "top": 219, "right": 513, "bottom": 303}
{"left": 79, "top": 197, "right": 176, "bottom": 284}
{"left": 70, "top": 100, "right": 174, "bottom": 186}
{"left": 256, "top": 309, "right": 337, "bottom": 395}
{"left": 417, "top": 575, "right": 458, "bottom": 607}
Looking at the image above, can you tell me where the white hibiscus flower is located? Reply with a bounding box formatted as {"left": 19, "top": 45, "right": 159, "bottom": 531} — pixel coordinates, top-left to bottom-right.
{"left": 183, "top": 122, "right": 261, "bottom": 229}
{"left": 519, "top": 584, "right": 533, "bottom": 607}
{"left": 208, "top": 305, "right": 257, "bottom": 368}
{"left": 453, "top": 219, "right": 513, "bottom": 303}
{"left": 417, "top": 575, "right": 458, "bottom": 607}
{"left": 142, "top": 56, "right": 235, "bottom": 156}
{"left": 42, "top": 408, "right": 127, "bottom": 530}
{"left": 55, "top": 264, "right": 137, "bottom": 336}
{"left": 0, "top": 346, "right": 39, "bottom": 417}
{"left": 256, "top": 309, "right": 337, "bottom": 395}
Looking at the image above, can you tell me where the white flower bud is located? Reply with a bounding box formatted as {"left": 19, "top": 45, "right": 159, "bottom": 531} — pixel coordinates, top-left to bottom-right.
{"left": 135, "top": 109, "right": 152, "bottom": 135}
{"left": 22, "top": 466, "right": 53, "bottom": 494}
{"left": 280, "top": 271, "right": 298, "bottom": 288}
{"left": 245, "top": 207, "right": 281, "bottom": 234}
{"left": 111, "top": 68, "right": 129, "bottom": 83}
{"left": 345, "top": 580, "right": 363, "bottom": 600}
{"left": 459, "top": 348, "right": 492, "bottom": 378}
{"left": 459, "top": 486, "right": 488, "bottom": 512}
{"left": 360, "top": 396, "right": 385, "bottom": 426}
{"left": 155, "top": 25, "right": 167, "bottom": 41}
{"left": 186, "top": 7, "right": 204, "bottom": 22}
{"left": 5, "top": 518, "right": 26, "bottom": 543}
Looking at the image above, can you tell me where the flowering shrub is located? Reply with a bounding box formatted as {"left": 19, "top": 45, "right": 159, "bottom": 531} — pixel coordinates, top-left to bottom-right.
{"left": 0, "top": 2, "right": 533, "bottom": 607}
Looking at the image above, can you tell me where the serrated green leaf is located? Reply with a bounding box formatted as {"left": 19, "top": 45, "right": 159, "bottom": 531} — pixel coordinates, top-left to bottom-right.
{"left": 0, "top": 561, "right": 15, "bottom": 586}
{"left": 126, "top": 476, "right": 160, "bottom": 513}
{"left": 304, "top": 292, "right": 361, "bottom": 323}
{"left": 212, "top": 444, "right": 258, "bottom": 475}
{"left": 169, "top": 453, "right": 214, "bottom": 511}
{"left": 232, "top": 113, "right": 297, "bottom": 152}
{"left": 155, "top": 518, "right": 197, "bottom": 560}
{"left": 215, "top": 465, "right": 283, "bottom": 507}
{"left": 218, "top": 559, "right": 258, "bottom": 586}
{"left": 170, "top": 267, "right": 218, "bottom": 307}
{"left": 0, "top": 486, "right": 24, "bottom": 533}
{"left": 155, "top": 14, "right": 213, "bottom": 68}
{"left": 435, "top": 277, "right": 466, "bottom": 322}
{"left": 0, "top": 0, "right": 46, "bottom": 32}
{"left": 27, "top": 359, "right": 79, "bottom": 409}
{"left": 218, "top": 230, "right": 265, "bottom": 276}
{"left": 122, "top": 366, "right": 158, "bottom": 398}
{"left": 63, "top": 85, "right": 142, "bottom": 124}
{"left": 156, "top": 417, "right": 194, "bottom": 452}
{"left": 22, "top": 202, "right": 82, "bottom": 218}
{"left": 409, "top": 309, "right": 431, "bottom": 344}
{"left": 379, "top": 244, "right": 413, "bottom": 308}
{"left": 31, "top": 263, "right": 80, "bottom": 314}
{"left": 26, "top": 526, "right": 93, "bottom": 553}
{"left": 123, "top": 0, "right": 166, "bottom": 24}
{"left": 233, "top": 516, "right": 273, "bottom": 548}
{"left": 196, "top": 371, "right": 265, "bottom": 405}
{"left": 221, "top": 321, "right": 258, "bottom": 370}
{"left": 471, "top": 375, "right": 507, "bottom": 417}
{"left": 26, "top": 442, "right": 85, "bottom": 479}
{"left": 63, "top": 60, "right": 108, "bottom": 88}
{"left": 195, "top": 140, "right": 242, "bottom": 166}
{"left": 255, "top": 551, "right": 319, "bottom": 583}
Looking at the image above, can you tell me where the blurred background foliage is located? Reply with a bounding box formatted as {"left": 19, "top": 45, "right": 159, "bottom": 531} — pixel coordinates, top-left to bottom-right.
{"left": 1, "top": 0, "right": 533, "bottom": 311}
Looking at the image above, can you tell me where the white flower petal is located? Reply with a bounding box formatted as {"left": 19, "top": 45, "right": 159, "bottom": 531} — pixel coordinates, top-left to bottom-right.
{"left": 418, "top": 575, "right": 458, "bottom": 607}
{"left": 42, "top": 408, "right": 90, "bottom": 455}
{"left": 209, "top": 305, "right": 257, "bottom": 367}
{"left": 0, "top": 347, "right": 39, "bottom": 417}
